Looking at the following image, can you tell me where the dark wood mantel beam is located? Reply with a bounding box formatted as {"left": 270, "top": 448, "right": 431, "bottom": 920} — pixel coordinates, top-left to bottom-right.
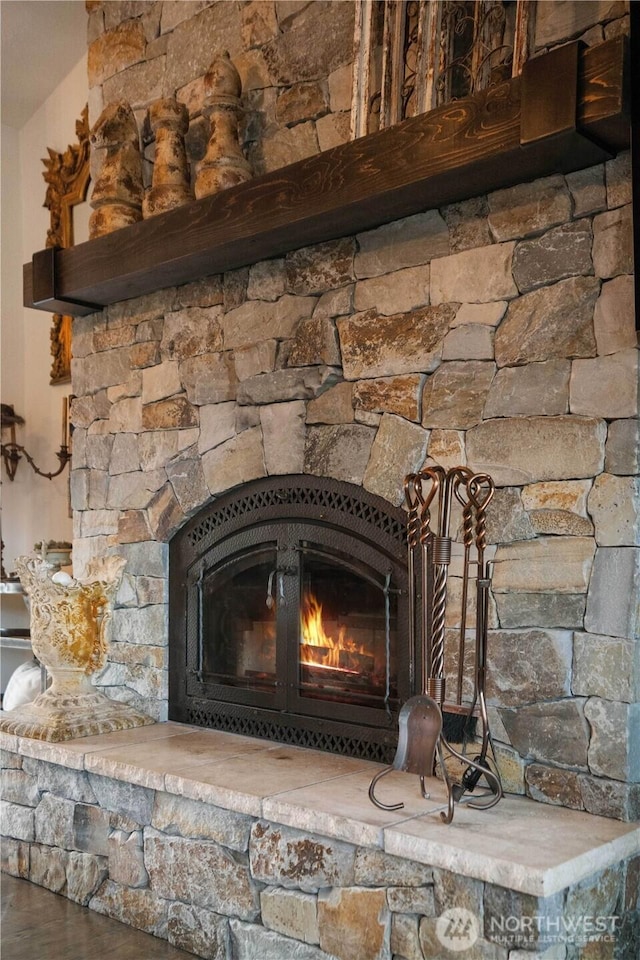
{"left": 24, "top": 37, "right": 629, "bottom": 318}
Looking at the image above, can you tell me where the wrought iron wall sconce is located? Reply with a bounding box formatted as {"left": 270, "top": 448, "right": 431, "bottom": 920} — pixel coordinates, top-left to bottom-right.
{"left": 1, "top": 401, "right": 71, "bottom": 482}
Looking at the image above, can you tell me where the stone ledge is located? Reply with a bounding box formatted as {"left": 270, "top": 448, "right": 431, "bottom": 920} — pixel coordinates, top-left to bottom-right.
{"left": 2, "top": 722, "right": 638, "bottom": 899}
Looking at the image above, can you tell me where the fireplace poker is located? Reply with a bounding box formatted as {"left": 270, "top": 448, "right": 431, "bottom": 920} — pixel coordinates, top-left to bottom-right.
{"left": 403, "top": 474, "right": 420, "bottom": 696}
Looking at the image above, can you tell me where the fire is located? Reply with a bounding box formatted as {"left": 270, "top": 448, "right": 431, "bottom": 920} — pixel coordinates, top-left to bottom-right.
{"left": 300, "top": 592, "right": 367, "bottom": 673}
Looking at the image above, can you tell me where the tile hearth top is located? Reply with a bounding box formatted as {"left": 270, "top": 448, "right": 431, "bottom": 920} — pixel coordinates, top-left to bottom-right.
{"left": 3, "top": 722, "right": 638, "bottom": 898}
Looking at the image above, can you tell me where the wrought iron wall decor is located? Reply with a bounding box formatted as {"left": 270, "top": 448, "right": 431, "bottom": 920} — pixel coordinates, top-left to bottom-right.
{"left": 351, "top": 0, "right": 535, "bottom": 137}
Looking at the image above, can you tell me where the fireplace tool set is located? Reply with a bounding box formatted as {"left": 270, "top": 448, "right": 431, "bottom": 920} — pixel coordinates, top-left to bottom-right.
{"left": 369, "top": 466, "right": 503, "bottom": 823}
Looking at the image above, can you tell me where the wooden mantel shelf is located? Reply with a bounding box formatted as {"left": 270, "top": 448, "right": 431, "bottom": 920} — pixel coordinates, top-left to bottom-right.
{"left": 24, "top": 38, "right": 629, "bottom": 318}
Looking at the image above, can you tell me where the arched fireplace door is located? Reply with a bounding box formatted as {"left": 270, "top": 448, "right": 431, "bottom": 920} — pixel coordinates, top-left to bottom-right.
{"left": 169, "top": 475, "right": 420, "bottom": 763}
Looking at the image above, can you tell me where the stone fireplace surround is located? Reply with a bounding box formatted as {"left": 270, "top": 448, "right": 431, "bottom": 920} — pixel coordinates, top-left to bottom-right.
{"left": 3, "top": 3, "right": 640, "bottom": 958}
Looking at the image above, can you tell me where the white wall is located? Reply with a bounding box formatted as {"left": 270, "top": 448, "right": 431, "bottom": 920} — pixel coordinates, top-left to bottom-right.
{"left": 1, "top": 54, "right": 88, "bottom": 579}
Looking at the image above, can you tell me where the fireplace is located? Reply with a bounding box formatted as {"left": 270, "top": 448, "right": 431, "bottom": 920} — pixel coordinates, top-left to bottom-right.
{"left": 169, "top": 476, "right": 416, "bottom": 762}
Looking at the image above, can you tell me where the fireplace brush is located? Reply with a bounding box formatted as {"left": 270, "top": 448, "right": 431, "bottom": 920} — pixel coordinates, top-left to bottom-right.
{"left": 369, "top": 466, "right": 503, "bottom": 823}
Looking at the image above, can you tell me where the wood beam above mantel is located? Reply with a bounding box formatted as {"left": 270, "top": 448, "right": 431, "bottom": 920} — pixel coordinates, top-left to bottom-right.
{"left": 24, "top": 37, "right": 629, "bottom": 318}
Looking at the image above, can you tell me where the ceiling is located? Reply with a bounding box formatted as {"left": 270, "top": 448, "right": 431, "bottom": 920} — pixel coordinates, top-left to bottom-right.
{"left": 1, "top": 0, "right": 87, "bottom": 129}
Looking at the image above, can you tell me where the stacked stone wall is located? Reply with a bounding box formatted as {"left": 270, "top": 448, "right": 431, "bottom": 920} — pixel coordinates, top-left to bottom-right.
{"left": 68, "top": 0, "right": 640, "bottom": 821}
{"left": 70, "top": 150, "right": 639, "bottom": 820}
{"left": 2, "top": 749, "right": 639, "bottom": 959}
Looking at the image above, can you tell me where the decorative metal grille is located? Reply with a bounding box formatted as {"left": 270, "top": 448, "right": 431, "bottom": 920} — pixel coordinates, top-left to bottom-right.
{"left": 186, "top": 705, "right": 396, "bottom": 764}
{"left": 187, "top": 481, "right": 407, "bottom": 550}
{"left": 351, "top": 0, "right": 535, "bottom": 137}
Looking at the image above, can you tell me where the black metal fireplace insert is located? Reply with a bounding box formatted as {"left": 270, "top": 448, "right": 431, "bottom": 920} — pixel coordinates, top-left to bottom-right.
{"left": 169, "top": 475, "right": 418, "bottom": 763}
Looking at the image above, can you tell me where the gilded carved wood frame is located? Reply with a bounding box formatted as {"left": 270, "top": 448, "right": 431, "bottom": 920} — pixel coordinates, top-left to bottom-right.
{"left": 42, "top": 106, "right": 90, "bottom": 385}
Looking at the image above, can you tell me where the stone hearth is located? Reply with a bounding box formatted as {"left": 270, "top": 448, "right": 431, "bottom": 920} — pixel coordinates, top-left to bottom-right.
{"left": 2, "top": 723, "right": 639, "bottom": 960}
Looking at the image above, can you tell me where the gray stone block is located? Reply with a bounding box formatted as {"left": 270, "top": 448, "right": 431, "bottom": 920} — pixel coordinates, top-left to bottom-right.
{"left": 484, "top": 359, "right": 570, "bottom": 418}
{"left": 363, "top": 413, "right": 429, "bottom": 506}
{"left": 0, "top": 769, "right": 40, "bottom": 807}
{"left": 229, "top": 919, "right": 336, "bottom": 960}
{"left": 486, "top": 629, "right": 572, "bottom": 706}
{"left": 168, "top": 902, "right": 231, "bottom": 960}
{"left": 499, "top": 700, "right": 590, "bottom": 767}
{"left": 605, "top": 419, "right": 640, "bottom": 476}
{"left": 354, "top": 848, "right": 433, "bottom": 887}
{"left": 305, "top": 424, "right": 375, "bottom": 486}
{"left": 0, "top": 800, "right": 35, "bottom": 842}
{"left": 87, "top": 774, "right": 154, "bottom": 824}
{"left": 145, "top": 828, "right": 259, "bottom": 919}
{"left": 34, "top": 794, "right": 76, "bottom": 849}
{"left": 570, "top": 350, "right": 638, "bottom": 419}
{"left": 513, "top": 219, "right": 593, "bottom": 293}
{"left": 495, "top": 593, "right": 586, "bottom": 630}
{"left": 431, "top": 242, "right": 517, "bottom": 304}
{"left": 355, "top": 210, "right": 449, "bottom": 280}
{"left": 152, "top": 791, "right": 253, "bottom": 852}
{"left": 488, "top": 175, "right": 571, "bottom": 240}
{"left": 584, "top": 697, "right": 640, "bottom": 781}
{"left": 585, "top": 547, "right": 640, "bottom": 639}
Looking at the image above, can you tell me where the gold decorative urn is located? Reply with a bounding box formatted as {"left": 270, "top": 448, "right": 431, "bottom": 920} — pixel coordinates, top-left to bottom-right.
{"left": 0, "top": 555, "right": 152, "bottom": 742}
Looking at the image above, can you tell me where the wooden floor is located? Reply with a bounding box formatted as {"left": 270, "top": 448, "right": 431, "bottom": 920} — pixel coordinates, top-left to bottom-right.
{"left": 1, "top": 874, "right": 198, "bottom": 960}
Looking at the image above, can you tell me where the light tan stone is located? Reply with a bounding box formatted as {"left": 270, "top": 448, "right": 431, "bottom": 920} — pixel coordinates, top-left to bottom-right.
{"left": 570, "top": 350, "right": 638, "bottom": 418}
{"left": 180, "top": 353, "right": 237, "bottom": 405}
{"left": 442, "top": 324, "right": 494, "bottom": 360}
{"left": 260, "top": 401, "right": 306, "bottom": 474}
{"left": 316, "top": 111, "right": 350, "bottom": 151}
{"left": 202, "top": 427, "right": 266, "bottom": 496}
{"left": 198, "top": 402, "right": 237, "bottom": 455}
{"left": 486, "top": 630, "right": 572, "bottom": 706}
{"left": 593, "top": 204, "right": 633, "bottom": 279}
{"left": 163, "top": 3, "right": 243, "bottom": 94}
{"left": 88, "top": 20, "right": 146, "bottom": 87}
{"left": 522, "top": 480, "right": 591, "bottom": 516}
{"left": 223, "top": 296, "right": 316, "bottom": 350}
{"left": 318, "top": 887, "right": 389, "bottom": 960}
{"left": 262, "top": 121, "right": 320, "bottom": 173}
{"left": 451, "top": 302, "right": 506, "bottom": 327}
{"left": 493, "top": 537, "right": 595, "bottom": 594}
{"left": 355, "top": 210, "right": 449, "bottom": 279}
{"left": 426, "top": 429, "right": 466, "bottom": 469}
{"left": 261, "top": 888, "right": 319, "bottom": 944}
{"left": 328, "top": 63, "right": 352, "bottom": 113}
{"left": 241, "top": 0, "right": 278, "bottom": 47}
{"left": 431, "top": 242, "right": 517, "bottom": 304}
{"left": 141, "top": 361, "right": 181, "bottom": 405}
{"left": 422, "top": 361, "right": 496, "bottom": 430}
{"left": 338, "top": 305, "right": 454, "bottom": 380}
{"left": 363, "top": 414, "right": 429, "bottom": 506}
{"left": 353, "top": 264, "right": 430, "bottom": 316}
{"left": 588, "top": 473, "right": 640, "bottom": 546}
{"left": 500, "top": 700, "right": 590, "bottom": 769}
{"left": 353, "top": 375, "right": 423, "bottom": 422}
{"left": 306, "top": 382, "right": 354, "bottom": 424}
{"left": 483, "top": 360, "right": 570, "bottom": 418}
{"left": 276, "top": 81, "right": 329, "bottom": 126}
{"left": 488, "top": 175, "right": 572, "bottom": 241}
{"left": 250, "top": 821, "right": 355, "bottom": 892}
{"left": 467, "top": 416, "right": 606, "bottom": 485}
{"left": 234, "top": 341, "right": 278, "bottom": 381}
{"left": 593, "top": 275, "right": 636, "bottom": 355}
{"left": 313, "top": 285, "right": 353, "bottom": 319}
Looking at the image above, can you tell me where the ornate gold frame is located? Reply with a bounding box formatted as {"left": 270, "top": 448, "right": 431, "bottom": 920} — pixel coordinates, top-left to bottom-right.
{"left": 43, "top": 106, "right": 91, "bottom": 385}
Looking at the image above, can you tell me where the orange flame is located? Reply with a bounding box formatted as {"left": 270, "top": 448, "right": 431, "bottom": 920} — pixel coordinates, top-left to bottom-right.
{"left": 300, "top": 592, "right": 367, "bottom": 671}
